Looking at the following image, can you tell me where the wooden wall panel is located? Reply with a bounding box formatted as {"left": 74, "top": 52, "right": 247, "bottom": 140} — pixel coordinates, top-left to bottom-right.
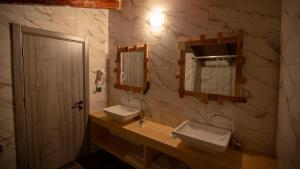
{"left": 0, "top": 0, "right": 120, "bottom": 9}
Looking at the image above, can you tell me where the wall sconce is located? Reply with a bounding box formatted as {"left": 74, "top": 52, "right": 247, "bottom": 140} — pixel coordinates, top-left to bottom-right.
{"left": 149, "top": 8, "right": 165, "bottom": 32}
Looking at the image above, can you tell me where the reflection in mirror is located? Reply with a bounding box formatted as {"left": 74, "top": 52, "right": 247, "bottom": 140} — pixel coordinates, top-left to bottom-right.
{"left": 185, "top": 43, "right": 237, "bottom": 96}
{"left": 178, "top": 31, "right": 246, "bottom": 104}
{"left": 114, "top": 44, "right": 150, "bottom": 94}
{"left": 121, "top": 51, "right": 144, "bottom": 87}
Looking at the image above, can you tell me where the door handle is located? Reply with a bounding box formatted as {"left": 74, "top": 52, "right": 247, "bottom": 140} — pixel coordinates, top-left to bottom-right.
{"left": 72, "top": 100, "right": 83, "bottom": 110}
{"left": 74, "top": 100, "right": 83, "bottom": 105}
{"left": 71, "top": 105, "right": 83, "bottom": 110}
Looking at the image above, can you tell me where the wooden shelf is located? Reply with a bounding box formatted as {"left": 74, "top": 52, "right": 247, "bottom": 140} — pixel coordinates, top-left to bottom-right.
{"left": 90, "top": 112, "right": 277, "bottom": 169}
{"left": 124, "top": 145, "right": 145, "bottom": 169}
{"left": 90, "top": 123, "right": 143, "bottom": 169}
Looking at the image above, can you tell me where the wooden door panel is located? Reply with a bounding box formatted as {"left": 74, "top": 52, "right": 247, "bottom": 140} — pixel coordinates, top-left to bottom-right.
{"left": 22, "top": 33, "right": 85, "bottom": 169}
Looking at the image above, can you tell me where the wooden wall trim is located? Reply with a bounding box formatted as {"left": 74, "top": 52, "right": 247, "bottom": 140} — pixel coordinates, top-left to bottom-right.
{"left": 116, "top": 46, "right": 121, "bottom": 85}
{"left": 0, "top": 0, "right": 121, "bottom": 9}
{"left": 22, "top": 25, "right": 85, "bottom": 42}
{"left": 83, "top": 36, "right": 90, "bottom": 155}
{"left": 143, "top": 44, "right": 150, "bottom": 94}
{"left": 178, "top": 50, "right": 185, "bottom": 98}
{"left": 114, "top": 44, "right": 150, "bottom": 94}
{"left": 114, "top": 84, "right": 142, "bottom": 93}
{"left": 234, "top": 30, "right": 244, "bottom": 97}
{"left": 184, "top": 91, "right": 247, "bottom": 103}
{"left": 11, "top": 23, "right": 28, "bottom": 169}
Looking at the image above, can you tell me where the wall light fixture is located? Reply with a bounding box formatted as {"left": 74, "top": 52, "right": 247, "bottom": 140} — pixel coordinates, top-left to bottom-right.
{"left": 149, "top": 8, "right": 165, "bottom": 32}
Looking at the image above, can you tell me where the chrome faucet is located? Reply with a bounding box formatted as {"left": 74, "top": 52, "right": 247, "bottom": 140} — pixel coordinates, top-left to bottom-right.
{"left": 138, "top": 93, "right": 145, "bottom": 127}
{"left": 130, "top": 91, "right": 145, "bottom": 127}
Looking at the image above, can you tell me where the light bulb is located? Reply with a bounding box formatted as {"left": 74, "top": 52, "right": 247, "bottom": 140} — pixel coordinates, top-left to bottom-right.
{"left": 149, "top": 8, "right": 165, "bottom": 32}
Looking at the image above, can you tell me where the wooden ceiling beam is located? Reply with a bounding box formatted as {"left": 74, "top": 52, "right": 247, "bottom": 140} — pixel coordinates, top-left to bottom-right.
{"left": 0, "top": 0, "right": 121, "bottom": 9}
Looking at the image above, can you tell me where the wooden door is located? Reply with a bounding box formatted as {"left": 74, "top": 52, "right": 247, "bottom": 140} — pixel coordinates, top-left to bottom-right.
{"left": 12, "top": 24, "right": 89, "bottom": 169}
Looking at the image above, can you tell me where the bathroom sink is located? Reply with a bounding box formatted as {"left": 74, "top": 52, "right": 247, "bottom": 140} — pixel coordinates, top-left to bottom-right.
{"left": 172, "top": 120, "right": 231, "bottom": 153}
{"left": 103, "top": 105, "right": 140, "bottom": 122}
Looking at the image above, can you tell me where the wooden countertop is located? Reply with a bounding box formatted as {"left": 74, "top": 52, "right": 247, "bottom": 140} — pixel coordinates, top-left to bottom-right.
{"left": 90, "top": 112, "right": 277, "bottom": 169}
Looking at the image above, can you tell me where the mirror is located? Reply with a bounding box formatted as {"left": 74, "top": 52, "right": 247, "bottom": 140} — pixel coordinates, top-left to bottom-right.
{"left": 114, "top": 44, "right": 150, "bottom": 94}
{"left": 178, "top": 31, "right": 246, "bottom": 104}
{"left": 185, "top": 43, "right": 237, "bottom": 96}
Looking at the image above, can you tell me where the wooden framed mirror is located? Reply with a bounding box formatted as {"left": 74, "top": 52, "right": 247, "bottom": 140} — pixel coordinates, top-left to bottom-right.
{"left": 177, "top": 31, "right": 247, "bottom": 104}
{"left": 114, "top": 44, "right": 150, "bottom": 94}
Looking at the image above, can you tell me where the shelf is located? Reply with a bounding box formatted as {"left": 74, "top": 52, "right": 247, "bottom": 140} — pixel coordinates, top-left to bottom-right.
{"left": 90, "top": 123, "right": 143, "bottom": 169}
{"left": 124, "top": 145, "right": 145, "bottom": 169}
{"left": 192, "top": 55, "right": 237, "bottom": 60}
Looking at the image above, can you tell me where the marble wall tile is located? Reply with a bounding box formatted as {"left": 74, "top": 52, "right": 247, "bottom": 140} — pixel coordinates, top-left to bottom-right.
{"left": 0, "top": 39, "right": 11, "bottom": 66}
{"left": 0, "top": 105, "right": 16, "bottom": 169}
{"left": 149, "top": 44, "right": 164, "bottom": 67}
{"left": 75, "top": 8, "right": 109, "bottom": 113}
{"left": 0, "top": 5, "right": 25, "bottom": 39}
{"left": 276, "top": 0, "right": 300, "bottom": 168}
{"left": 220, "top": 103, "right": 276, "bottom": 132}
{"left": 90, "top": 91, "right": 108, "bottom": 113}
{"left": 108, "top": 0, "right": 131, "bottom": 47}
{"left": 0, "top": 86, "right": 13, "bottom": 121}
{"left": 159, "top": 90, "right": 208, "bottom": 127}
{"left": 108, "top": 0, "right": 281, "bottom": 155}
{"left": 164, "top": 0, "right": 209, "bottom": 35}
{"left": 0, "top": 144, "right": 16, "bottom": 169}
{"left": 236, "top": 99, "right": 277, "bottom": 117}
{"left": 0, "top": 4, "right": 109, "bottom": 168}
{"left": 0, "top": 120, "right": 15, "bottom": 146}
{"left": 276, "top": 81, "right": 300, "bottom": 168}
{"left": 280, "top": 2, "right": 300, "bottom": 65}
{"left": 24, "top": 6, "right": 76, "bottom": 35}
{"left": 128, "top": 1, "right": 163, "bottom": 45}
{"left": 75, "top": 8, "right": 108, "bottom": 112}
{"left": 142, "top": 88, "right": 162, "bottom": 123}
{"left": 243, "top": 35, "right": 280, "bottom": 67}
{"left": 209, "top": 0, "right": 281, "bottom": 39}
{"left": 76, "top": 9, "right": 108, "bottom": 34}
{"left": 0, "top": 39, "right": 12, "bottom": 85}
{"left": 242, "top": 67, "right": 279, "bottom": 100}
{"left": 0, "top": 66, "right": 12, "bottom": 86}
{"left": 76, "top": 8, "right": 108, "bottom": 52}
{"left": 149, "top": 67, "right": 177, "bottom": 90}
{"left": 0, "top": 5, "right": 23, "bottom": 169}
{"left": 234, "top": 127, "right": 275, "bottom": 155}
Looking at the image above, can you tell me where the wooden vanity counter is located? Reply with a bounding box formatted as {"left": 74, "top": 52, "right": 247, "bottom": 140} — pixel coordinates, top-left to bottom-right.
{"left": 90, "top": 112, "right": 277, "bottom": 169}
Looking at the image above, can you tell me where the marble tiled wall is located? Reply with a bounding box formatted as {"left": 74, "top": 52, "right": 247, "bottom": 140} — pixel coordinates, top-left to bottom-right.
{"left": 108, "top": 0, "right": 281, "bottom": 155}
{"left": 0, "top": 4, "right": 108, "bottom": 168}
{"left": 276, "top": 0, "right": 300, "bottom": 168}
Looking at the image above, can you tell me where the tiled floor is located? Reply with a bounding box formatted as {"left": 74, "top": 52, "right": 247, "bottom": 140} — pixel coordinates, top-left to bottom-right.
{"left": 59, "top": 149, "right": 135, "bottom": 169}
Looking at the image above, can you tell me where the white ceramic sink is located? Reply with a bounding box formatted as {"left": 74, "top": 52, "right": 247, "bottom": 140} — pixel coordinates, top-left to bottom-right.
{"left": 172, "top": 120, "right": 231, "bottom": 153}
{"left": 103, "top": 105, "right": 140, "bottom": 123}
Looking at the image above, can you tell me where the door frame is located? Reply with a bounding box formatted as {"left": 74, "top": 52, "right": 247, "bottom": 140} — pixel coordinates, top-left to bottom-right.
{"left": 11, "top": 23, "right": 90, "bottom": 169}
